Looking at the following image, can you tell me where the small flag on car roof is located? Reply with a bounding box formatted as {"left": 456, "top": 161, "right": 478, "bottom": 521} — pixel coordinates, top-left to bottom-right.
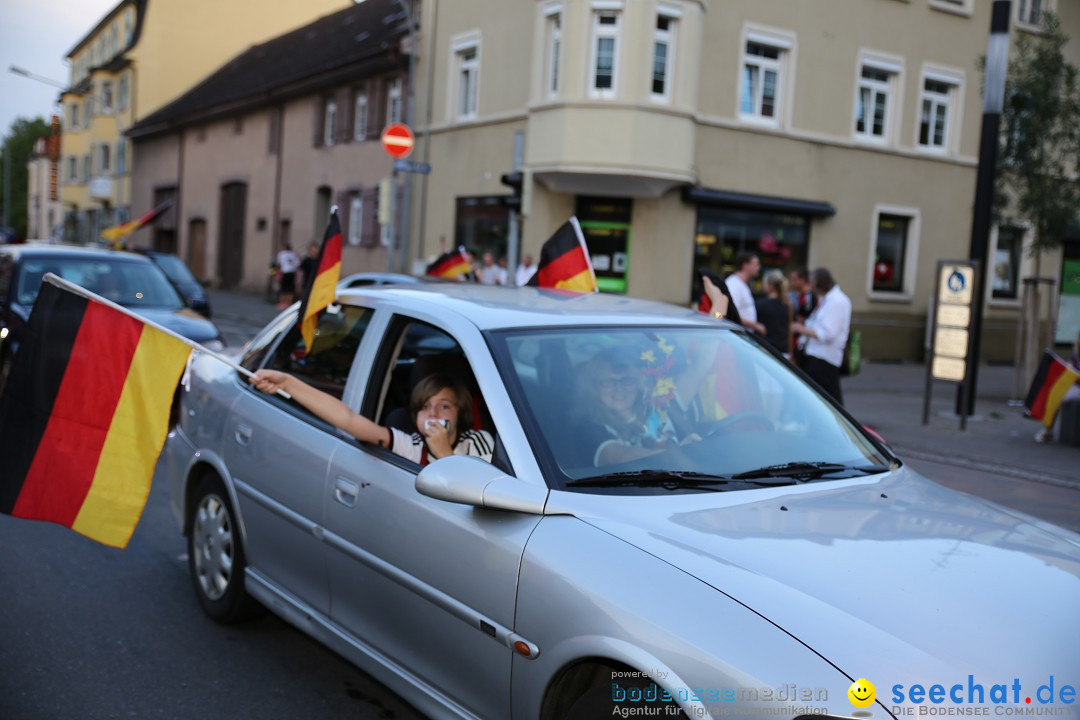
{"left": 527, "top": 216, "right": 598, "bottom": 293}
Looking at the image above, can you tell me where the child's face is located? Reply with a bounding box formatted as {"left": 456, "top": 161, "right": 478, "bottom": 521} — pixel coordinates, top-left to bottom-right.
{"left": 416, "top": 387, "right": 459, "bottom": 435}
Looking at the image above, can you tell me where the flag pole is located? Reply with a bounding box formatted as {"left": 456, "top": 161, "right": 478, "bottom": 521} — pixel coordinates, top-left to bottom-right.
{"left": 43, "top": 273, "right": 291, "bottom": 399}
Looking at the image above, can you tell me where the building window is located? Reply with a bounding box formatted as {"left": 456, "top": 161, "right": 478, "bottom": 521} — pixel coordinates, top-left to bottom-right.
{"left": 871, "top": 211, "right": 917, "bottom": 294}
{"left": 116, "top": 140, "right": 127, "bottom": 175}
{"left": 992, "top": 225, "right": 1023, "bottom": 300}
{"left": 353, "top": 90, "right": 368, "bottom": 140}
{"left": 740, "top": 38, "right": 786, "bottom": 122}
{"left": 387, "top": 77, "right": 403, "bottom": 125}
{"left": 590, "top": 11, "right": 620, "bottom": 98}
{"left": 930, "top": 0, "right": 972, "bottom": 15}
{"left": 83, "top": 100, "right": 91, "bottom": 128}
{"left": 324, "top": 97, "right": 337, "bottom": 146}
{"left": 456, "top": 46, "right": 479, "bottom": 119}
{"left": 101, "top": 80, "right": 113, "bottom": 113}
{"left": 546, "top": 12, "right": 561, "bottom": 97}
{"left": 118, "top": 74, "right": 129, "bottom": 111}
{"left": 652, "top": 12, "right": 677, "bottom": 101}
{"left": 855, "top": 64, "right": 897, "bottom": 142}
{"left": 81, "top": 155, "right": 90, "bottom": 182}
{"left": 67, "top": 156, "right": 77, "bottom": 181}
{"left": 98, "top": 144, "right": 110, "bottom": 174}
{"left": 1017, "top": 0, "right": 1048, "bottom": 27}
{"left": 69, "top": 103, "right": 79, "bottom": 130}
{"left": 348, "top": 194, "right": 364, "bottom": 246}
{"left": 918, "top": 77, "right": 956, "bottom": 150}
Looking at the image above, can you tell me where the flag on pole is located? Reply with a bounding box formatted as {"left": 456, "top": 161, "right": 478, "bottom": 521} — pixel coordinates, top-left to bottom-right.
{"left": 298, "top": 207, "right": 343, "bottom": 351}
{"left": 100, "top": 200, "right": 175, "bottom": 242}
{"left": 527, "top": 217, "right": 598, "bottom": 293}
{"left": 1024, "top": 351, "right": 1080, "bottom": 429}
{"left": 0, "top": 280, "right": 191, "bottom": 548}
{"left": 426, "top": 247, "right": 473, "bottom": 280}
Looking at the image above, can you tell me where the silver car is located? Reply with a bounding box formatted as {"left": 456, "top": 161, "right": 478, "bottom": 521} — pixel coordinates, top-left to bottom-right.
{"left": 161, "top": 284, "right": 1080, "bottom": 720}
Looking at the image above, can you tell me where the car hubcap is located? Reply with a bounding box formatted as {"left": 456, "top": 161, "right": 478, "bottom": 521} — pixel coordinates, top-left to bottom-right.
{"left": 192, "top": 493, "right": 234, "bottom": 601}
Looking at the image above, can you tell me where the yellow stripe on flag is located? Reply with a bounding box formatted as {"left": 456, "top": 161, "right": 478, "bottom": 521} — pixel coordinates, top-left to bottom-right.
{"left": 554, "top": 269, "right": 597, "bottom": 293}
{"left": 72, "top": 328, "right": 190, "bottom": 548}
{"left": 1042, "top": 367, "right": 1080, "bottom": 429}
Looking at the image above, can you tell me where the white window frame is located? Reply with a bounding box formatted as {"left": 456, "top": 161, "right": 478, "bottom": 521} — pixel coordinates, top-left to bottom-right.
{"left": 456, "top": 45, "right": 480, "bottom": 120}
{"left": 118, "top": 74, "right": 129, "bottom": 111}
{"left": 589, "top": 8, "right": 622, "bottom": 99}
{"left": 387, "top": 77, "right": 403, "bottom": 125}
{"left": 545, "top": 7, "right": 562, "bottom": 99}
{"left": 986, "top": 222, "right": 1034, "bottom": 307}
{"left": 324, "top": 97, "right": 337, "bottom": 147}
{"left": 348, "top": 194, "right": 364, "bottom": 246}
{"left": 929, "top": 0, "right": 973, "bottom": 17}
{"left": 853, "top": 53, "right": 904, "bottom": 145}
{"left": 67, "top": 156, "right": 77, "bottom": 182}
{"left": 98, "top": 143, "right": 110, "bottom": 174}
{"left": 651, "top": 8, "right": 679, "bottom": 103}
{"left": 738, "top": 27, "right": 794, "bottom": 127}
{"left": 354, "top": 90, "right": 368, "bottom": 141}
{"left": 867, "top": 204, "right": 921, "bottom": 301}
{"left": 101, "top": 80, "right": 113, "bottom": 114}
{"left": 116, "top": 140, "right": 127, "bottom": 175}
{"left": 916, "top": 66, "right": 963, "bottom": 154}
{"left": 1016, "top": 0, "right": 1053, "bottom": 30}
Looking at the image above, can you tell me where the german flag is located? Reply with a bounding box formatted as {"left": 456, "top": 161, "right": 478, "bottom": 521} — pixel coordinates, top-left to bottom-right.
{"left": 0, "top": 280, "right": 191, "bottom": 548}
{"left": 100, "top": 199, "right": 174, "bottom": 242}
{"left": 426, "top": 247, "right": 473, "bottom": 280}
{"left": 527, "top": 217, "right": 597, "bottom": 293}
{"left": 1024, "top": 351, "right": 1080, "bottom": 429}
{"left": 298, "top": 208, "right": 343, "bottom": 352}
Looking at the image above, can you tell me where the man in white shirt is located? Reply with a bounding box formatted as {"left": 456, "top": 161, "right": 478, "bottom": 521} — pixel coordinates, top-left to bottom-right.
{"left": 276, "top": 244, "right": 301, "bottom": 307}
{"left": 725, "top": 253, "right": 766, "bottom": 335}
{"left": 791, "top": 267, "right": 851, "bottom": 405}
{"left": 477, "top": 252, "right": 507, "bottom": 285}
{"left": 515, "top": 254, "right": 537, "bottom": 286}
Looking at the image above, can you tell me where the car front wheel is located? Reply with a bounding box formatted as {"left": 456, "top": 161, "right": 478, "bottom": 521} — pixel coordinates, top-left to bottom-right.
{"left": 187, "top": 474, "right": 261, "bottom": 623}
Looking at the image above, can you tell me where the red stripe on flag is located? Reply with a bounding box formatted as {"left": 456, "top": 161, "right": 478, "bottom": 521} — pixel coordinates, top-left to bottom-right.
{"left": 317, "top": 232, "right": 342, "bottom": 274}
{"left": 1029, "top": 361, "right": 1068, "bottom": 421}
{"left": 536, "top": 245, "right": 590, "bottom": 288}
{"left": 12, "top": 303, "right": 143, "bottom": 526}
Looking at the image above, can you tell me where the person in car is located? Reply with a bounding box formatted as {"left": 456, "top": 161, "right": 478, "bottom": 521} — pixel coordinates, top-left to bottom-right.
{"left": 251, "top": 370, "right": 493, "bottom": 464}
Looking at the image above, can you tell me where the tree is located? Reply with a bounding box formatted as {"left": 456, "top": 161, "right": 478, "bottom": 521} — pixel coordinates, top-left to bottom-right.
{"left": 995, "top": 12, "right": 1080, "bottom": 261}
{"left": 0, "top": 116, "right": 51, "bottom": 240}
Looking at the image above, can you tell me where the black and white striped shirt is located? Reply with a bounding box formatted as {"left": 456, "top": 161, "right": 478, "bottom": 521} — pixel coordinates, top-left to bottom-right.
{"left": 389, "top": 427, "right": 494, "bottom": 465}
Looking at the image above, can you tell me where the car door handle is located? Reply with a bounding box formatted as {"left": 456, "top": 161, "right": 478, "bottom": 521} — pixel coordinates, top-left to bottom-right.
{"left": 234, "top": 423, "right": 253, "bottom": 446}
{"left": 334, "top": 476, "right": 360, "bottom": 507}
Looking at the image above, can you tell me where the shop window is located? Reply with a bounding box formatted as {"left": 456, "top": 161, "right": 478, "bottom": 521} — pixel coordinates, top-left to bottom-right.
{"left": 992, "top": 225, "right": 1023, "bottom": 300}
{"left": 871, "top": 209, "right": 919, "bottom": 296}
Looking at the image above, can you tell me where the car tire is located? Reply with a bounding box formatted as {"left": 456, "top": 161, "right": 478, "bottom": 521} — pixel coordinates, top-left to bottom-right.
{"left": 563, "top": 673, "right": 687, "bottom": 720}
{"left": 187, "top": 474, "right": 261, "bottom": 623}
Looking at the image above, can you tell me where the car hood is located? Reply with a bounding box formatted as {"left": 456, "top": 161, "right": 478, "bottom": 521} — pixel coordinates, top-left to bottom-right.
{"left": 547, "top": 468, "right": 1080, "bottom": 699}
{"left": 136, "top": 307, "right": 220, "bottom": 344}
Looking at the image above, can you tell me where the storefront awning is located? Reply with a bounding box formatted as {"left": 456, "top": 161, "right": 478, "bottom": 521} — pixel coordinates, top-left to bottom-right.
{"left": 683, "top": 186, "right": 836, "bottom": 218}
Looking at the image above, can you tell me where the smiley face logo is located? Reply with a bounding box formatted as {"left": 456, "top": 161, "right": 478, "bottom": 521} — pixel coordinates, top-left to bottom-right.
{"left": 848, "top": 678, "right": 876, "bottom": 708}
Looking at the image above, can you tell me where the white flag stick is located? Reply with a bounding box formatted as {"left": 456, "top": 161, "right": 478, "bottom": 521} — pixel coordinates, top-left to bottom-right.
{"left": 43, "top": 273, "right": 291, "bottom": 399}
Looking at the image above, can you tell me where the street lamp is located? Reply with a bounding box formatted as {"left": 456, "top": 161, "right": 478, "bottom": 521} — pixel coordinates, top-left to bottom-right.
{"left": 8, "top": 65, "right": 67, "bottom": 90}
{"left": 7, "top": 65, "right": 68, "bottom": 238}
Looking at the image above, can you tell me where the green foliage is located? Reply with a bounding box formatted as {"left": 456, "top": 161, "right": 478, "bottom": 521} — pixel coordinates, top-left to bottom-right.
{"left": 0, "top": 116, "right": 51, "bottom": 240}
{"left": 996, "top": 12, "right": 1080, "bottom": 256}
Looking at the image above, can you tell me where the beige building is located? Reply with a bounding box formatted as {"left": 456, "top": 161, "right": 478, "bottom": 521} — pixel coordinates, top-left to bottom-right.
{"left": 26, "top": 134, "right": 64, "bottom": 241}
{"left": 128, "top": 0, "right": 409, "bottom": 288}
{"left": 408, "top": 0, "right": 1079, "bottom": 361}
{"left": 58, "top": 0, "right": 349, "bottom": 245}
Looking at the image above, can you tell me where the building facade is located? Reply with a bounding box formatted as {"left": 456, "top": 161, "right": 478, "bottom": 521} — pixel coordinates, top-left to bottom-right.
{"left": 26, "top": 134, "right": 64, "bottom": 241}
{"left": 57, "top": 0, "right": 350, "bottom": 245}
{"left": 127, "top": 0, "right": 409, "bottom": 289}
{"left": 406, "top": 0, "right": 1078, "bottom": 361}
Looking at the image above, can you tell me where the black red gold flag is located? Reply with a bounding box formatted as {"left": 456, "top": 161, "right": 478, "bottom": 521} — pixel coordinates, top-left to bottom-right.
{"left": 1024, "top": 351, "right": 1080, "bottom": 429}
{"left": 298, "top": 208, "right": 343, "bottom": 351}
{"left": 527, "top": 217, "right": 598, "bottom": 293}
{"left": 0, "top": 280, "right": 191, "bottom": 548}
{"left": 426, "top": 247, "right": 473, "bottom": 280}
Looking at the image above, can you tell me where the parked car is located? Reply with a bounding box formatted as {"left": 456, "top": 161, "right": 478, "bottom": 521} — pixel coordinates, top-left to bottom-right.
{"left": 133, "top": 249, "right": 212, "bottom": 317}
{"left": 0, "top": 244, "right": 223, "bottom": 396}
{"left": 337, "top": 271, "right": 437, "bottom": 289}
{"left": 161, "top": 284, "right": 1080, "bottom": 720}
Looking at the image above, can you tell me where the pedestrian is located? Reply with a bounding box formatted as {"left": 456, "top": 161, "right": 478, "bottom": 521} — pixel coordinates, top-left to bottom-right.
{"left": 791, "top": 268, "right": 851, "bottom": 405}
{"left": 725, "top": 252, "right": 766, "bottom": 336}
{"left": 789, "top": 267, "right": 816, "bottom": 368}
{"left": 476, "top": 251, "right": 507, "bottom": 285}
{"left": 755, "top": 270, "right": 793, "bottom": 357}
{"left": 276, "top": 243, "right": 301, "bottom": 307}
{"left": 299, "top": 241, "right": 319, "bottom": 291}
{"left": 515, "top": 253, "right": 537, "bottom": 286}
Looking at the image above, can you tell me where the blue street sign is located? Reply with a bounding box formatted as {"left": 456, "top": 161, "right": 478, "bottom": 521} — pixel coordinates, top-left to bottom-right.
{"left": 393, "top": 159, "right": 432, "bottom": 174}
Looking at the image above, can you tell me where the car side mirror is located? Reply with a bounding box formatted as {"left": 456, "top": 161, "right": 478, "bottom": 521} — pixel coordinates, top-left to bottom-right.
{"left": 416, "top": 455, "right": 547, "bottom": 514}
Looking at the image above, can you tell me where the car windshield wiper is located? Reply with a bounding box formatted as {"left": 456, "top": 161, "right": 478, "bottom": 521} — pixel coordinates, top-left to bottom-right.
{"left": 731, "top": 462, "right": 891, "bottom": 481}
{"left": 567, "top": 470, "right": 768, "bottom": 492}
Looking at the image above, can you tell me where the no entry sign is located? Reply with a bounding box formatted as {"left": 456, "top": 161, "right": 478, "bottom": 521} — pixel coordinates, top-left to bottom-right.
{"left": 381, "top": 123, "right": 415, "bottom": 159}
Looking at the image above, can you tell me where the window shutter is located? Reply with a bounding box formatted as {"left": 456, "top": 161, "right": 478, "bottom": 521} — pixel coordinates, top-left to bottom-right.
{"left": 362, "top": 186, "right": 379, "bottom": 246}
{"left": 369, "top": 80, "right": 385, "bottom": 139}
{"left": 337, "top": 191, "right": 352, "bottom": 240}
{"left": 313, "top": 97, "right": 324, "bottom": 147}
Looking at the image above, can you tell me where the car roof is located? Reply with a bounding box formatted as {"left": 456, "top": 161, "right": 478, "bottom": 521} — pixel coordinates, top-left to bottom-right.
{"left": 337, "top": 283, "right": 729, "bottom": 332}
{"left": 0, "top": 244, "right": 153, "bottom": 264}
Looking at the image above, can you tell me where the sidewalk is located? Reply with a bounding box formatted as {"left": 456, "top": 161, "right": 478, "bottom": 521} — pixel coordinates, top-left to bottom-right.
{"left": 844, "top": 361, "right": 1079, "bottom": 490}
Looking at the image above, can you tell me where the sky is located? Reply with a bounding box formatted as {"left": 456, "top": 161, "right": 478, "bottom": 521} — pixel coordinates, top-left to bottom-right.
{"left": 0, "top": 0, "right": 118, "bottom": 137}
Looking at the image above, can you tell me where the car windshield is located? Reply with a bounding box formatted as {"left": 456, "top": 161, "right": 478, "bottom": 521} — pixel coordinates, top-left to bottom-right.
{"left": 494, "top": 326, "right": 892, "bottom": 493}
{"left": 149, "top": 254, "right": 199, "bottom": 286}
{"left": 16, "top": 256, "right": 184, "bottom": 309}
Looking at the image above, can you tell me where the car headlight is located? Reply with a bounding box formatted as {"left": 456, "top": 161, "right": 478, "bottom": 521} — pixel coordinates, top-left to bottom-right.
{"left": 201, "top": 339, "right": 225, "bottom": 353}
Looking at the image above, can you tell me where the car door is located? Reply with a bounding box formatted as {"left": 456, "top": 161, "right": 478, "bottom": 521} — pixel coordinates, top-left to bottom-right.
{"left": 224, "top": 304, "right": 376, "bottom": 618}
{"left": 323, "top": 313, "right": 543, "bottom": 719}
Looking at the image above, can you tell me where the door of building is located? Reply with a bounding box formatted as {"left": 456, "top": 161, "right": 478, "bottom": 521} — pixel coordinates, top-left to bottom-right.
{"left": 576, "top": 196, "right": 632, "bottom": 294}
{"left": 218, "top": 182, "right": 247, "bottom": 289}
{"left": 188, "top": 218, "right": 207, "bottom": 281}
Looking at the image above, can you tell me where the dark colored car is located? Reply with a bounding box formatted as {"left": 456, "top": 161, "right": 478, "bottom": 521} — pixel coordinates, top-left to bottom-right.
{"left": 0, "top": 244, "right": 223, "bottom": 395}
{"left": 134, "top": 249, "right": 212, "bottom": 318}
